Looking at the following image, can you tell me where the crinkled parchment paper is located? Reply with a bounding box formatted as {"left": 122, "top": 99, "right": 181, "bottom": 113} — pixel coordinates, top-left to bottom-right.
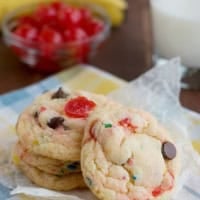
{"left": 1, "top": 58, "right": 200, "bottom": 200}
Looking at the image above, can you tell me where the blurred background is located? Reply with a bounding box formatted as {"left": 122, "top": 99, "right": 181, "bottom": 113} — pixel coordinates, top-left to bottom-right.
{"left": 0, "top": 0, "right": 152, "bottom": 90}
{"left": 0, "top": 0, "right": 199, "bottom": 112}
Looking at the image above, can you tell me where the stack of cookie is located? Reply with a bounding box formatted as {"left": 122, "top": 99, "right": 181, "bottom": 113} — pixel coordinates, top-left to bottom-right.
{"left": 13, "top": 87, "right": 179, "bottom": 200}
{"left": 13, "top": 87, "right": 107, "bottom": 191}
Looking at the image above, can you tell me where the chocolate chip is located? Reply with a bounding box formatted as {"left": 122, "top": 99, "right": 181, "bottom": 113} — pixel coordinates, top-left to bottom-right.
{"left": 67, "top": 163, "right": 77, "bottom": 170}
{"left": 72, "top": 161, "right": 80, "bottom": 165}
{"left": 47, "top": 117, "right": 64, "bottom": 129}
{"left": 33, "top": 112, "right": 39, "bottom": 118}
{"left": 51, "top": 87, "right": 69, "bottom": 99}
{"left": 162, "top": 142, "right": 176, "bottom": 160}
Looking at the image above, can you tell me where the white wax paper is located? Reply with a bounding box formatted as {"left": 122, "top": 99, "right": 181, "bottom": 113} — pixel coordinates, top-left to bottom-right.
{"left": 1, "top": 58, "right": 200, "bottom": 200}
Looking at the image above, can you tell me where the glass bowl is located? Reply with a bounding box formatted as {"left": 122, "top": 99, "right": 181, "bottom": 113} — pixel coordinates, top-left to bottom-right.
{"left": 2, "top": 1, "right": 110, "bottom": 73}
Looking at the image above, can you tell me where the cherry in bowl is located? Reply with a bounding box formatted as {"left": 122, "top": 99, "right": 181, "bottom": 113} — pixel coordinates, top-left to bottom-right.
{"left": 2, "top": 1, "right": 110, "bottom": 73}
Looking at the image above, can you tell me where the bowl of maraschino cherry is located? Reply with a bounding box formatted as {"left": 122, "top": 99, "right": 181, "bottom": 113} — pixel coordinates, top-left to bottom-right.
{"left": 2, "top": 1, "right": 110, "bottom": 73}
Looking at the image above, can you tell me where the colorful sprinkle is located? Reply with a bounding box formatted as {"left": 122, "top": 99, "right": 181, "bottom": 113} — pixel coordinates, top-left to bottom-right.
{"left": 127, "top": 158, "right": 134, "bottom": 166}
{"left": 104, "top": 123, "right": 112, "bottom": 128}
{"left": 132, "top": 175, "right": 137, "bottom": 180}
{"left": 32, "top": 140, "right": 39, "bottom": 145}
{"left": 12, "top": 154, "right": 20, "bottom": 165}
{"left": 40, "top": 106, "right": 47, "bottom": 112}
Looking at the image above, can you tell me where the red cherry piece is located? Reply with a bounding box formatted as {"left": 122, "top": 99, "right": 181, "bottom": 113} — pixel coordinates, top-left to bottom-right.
{"left": 79, "top": 8, "right": 92, "bottom": 28}
{"left": 152, "top": 183, "right": 173, "bottom": 197}
{"left": 63, "top": 28, "right": 89, "bottom": 61}
{"left": 152, "top": 186, "right": 162, "bottom": 197}
{"left": 80, "top": 8, "right": 92, "bottom": 21}
{"left": 67, "top": 7, "right": 82, "bottom": 25}
{"left": 12, "top": 1, "right": 104, "bottom": 73}
{"left": 58, "top": 6, "right": 82, "bottom": 29}
{"left": 118, "top": 118, "right": 138, "bottom": 132}
{"left": 74, "top": 28, "right": 88, "bottom": 41}
{"left": 14, "top": 24, "right": 38, "bottom": 41}
{"left": 18, "top": 16, "right": 37, "bottom": 27}
{"left": 34, "top": 4, "right": 57, "bottom": 24}
{"left": 51, "top": 1, "right": 65, "bottom": 10}
{"left": 38, "top": 26, "right": 63, "bottom": 44}
{"left": 65, "top": 96, "right": 96, "bottom": 118}
{"left": 11, "top": 45, "right": 27, "bottom": 58}
{"left": 38, "top": 26, "right": 63, "bottom": 57}
{"left": 63, "top": 29, "right": 74, "bottom": 42}
{"left": 152, "top": 172, "right": 174, "bottom": 197}
{"left": 64, "top": 28, "right": 87, "bottom": 42}
{"left": 84, "top": 18, "right": 104, "bottom": 36}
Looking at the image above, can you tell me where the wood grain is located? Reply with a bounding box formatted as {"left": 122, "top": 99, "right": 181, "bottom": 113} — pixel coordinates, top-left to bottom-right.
{"left": 90, "top": 0, "right": 153, "bottom": 80}
{"left": 181, "top": 90, "right": 200, "bottom": 113}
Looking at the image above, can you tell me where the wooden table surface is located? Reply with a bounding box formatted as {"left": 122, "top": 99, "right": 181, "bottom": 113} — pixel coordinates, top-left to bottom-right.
{"left": 0, "top": 0, "right": 199, "bottom": 112}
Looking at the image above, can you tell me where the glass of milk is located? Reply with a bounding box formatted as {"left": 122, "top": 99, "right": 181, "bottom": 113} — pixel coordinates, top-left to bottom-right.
{"left": 151, "top": 0, "right": 200, "bottom": 89}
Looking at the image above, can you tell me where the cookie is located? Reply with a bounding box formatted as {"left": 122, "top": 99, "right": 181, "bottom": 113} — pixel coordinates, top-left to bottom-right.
{"left": 81, "top": 105, "right": 179, "bottom": 200}
{"left": 13, "top": 142, "right": 81, "bottom": 176}
{"left": 17, "top": 160, "right": 86, "bottom": 191}
{"left": 16, "top": 88, "right": 107, "bottom": 161}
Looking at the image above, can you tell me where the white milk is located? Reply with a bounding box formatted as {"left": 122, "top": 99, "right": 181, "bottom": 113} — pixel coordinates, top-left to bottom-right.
{"left": 151, "top": 0, "right": 200, "bottom": 68}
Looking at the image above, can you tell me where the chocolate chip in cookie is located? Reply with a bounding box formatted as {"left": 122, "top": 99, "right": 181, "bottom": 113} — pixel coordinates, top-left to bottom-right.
{"left": 51, "top": 87, "right": 69, "bottom": 99}
{"left": 67, "top": 162, "right": 79, "bottom": 170}
{"left": 47, "top": 117, "right": 65, "bottom": 129}
{"left": 162, "top": 142, "right": 176, "bottom": 160}
{"left": 33, "top": 111, "right": 39, "bottom": 119}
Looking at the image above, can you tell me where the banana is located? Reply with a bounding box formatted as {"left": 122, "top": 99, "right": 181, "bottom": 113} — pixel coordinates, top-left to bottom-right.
{"left": 104, "top": 6, "right": 125, "bottom": 27}
{"left": 0, "top": 0, "right": 127, "bottom": 27}
{"left": 85, "top": 0, "right": 127, "bottom": 11}
{"left": 84, "top": 0, "right": 127, "bottom": 26}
